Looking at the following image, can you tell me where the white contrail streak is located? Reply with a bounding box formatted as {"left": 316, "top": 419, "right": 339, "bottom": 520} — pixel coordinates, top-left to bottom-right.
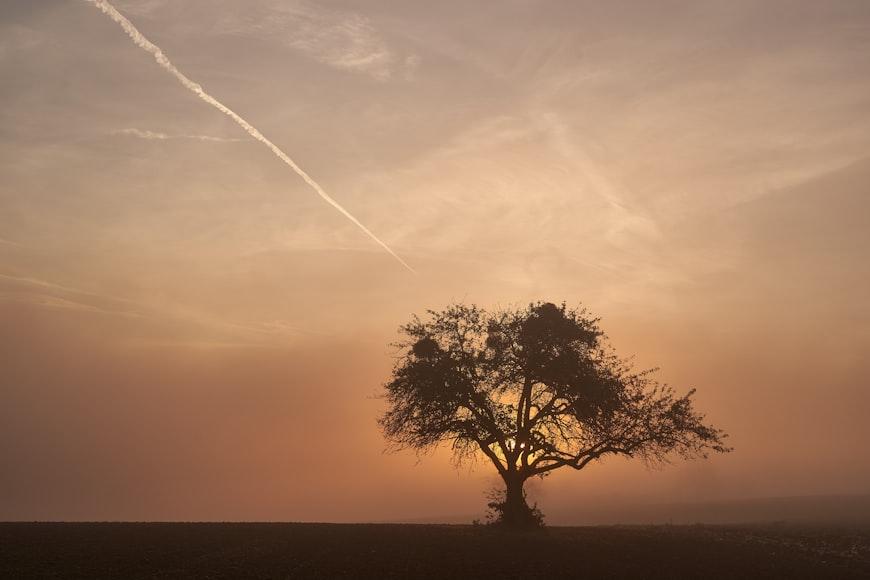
{"left": 85, "top": 0, "right": 415, "bottom": 273}
{"left": 114, "top": 128, "right": 247, "bottom": 142}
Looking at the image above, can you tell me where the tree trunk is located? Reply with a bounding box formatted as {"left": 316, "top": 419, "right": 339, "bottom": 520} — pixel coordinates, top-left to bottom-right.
{"left": 499, "top": 473, "right": 533, "bottom": 527}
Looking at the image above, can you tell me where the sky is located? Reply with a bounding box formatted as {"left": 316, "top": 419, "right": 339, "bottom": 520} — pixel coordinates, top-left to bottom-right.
{"left": 1, "top": 0, "right": 869, "bottom": 523}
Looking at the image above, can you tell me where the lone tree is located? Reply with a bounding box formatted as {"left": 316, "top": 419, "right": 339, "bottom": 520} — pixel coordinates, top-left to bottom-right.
{"left": 379, "top": 302, "right": 730, "bottom": 527}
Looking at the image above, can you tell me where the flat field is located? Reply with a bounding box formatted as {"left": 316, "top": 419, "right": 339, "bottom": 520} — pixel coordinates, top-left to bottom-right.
{"left": 1, "top": 522, "right": 868, "bottom": 579}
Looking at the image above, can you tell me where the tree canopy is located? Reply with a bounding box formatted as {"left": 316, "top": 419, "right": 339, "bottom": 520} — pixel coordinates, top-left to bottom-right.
{"left": 379, "top": 302, "right": 730, "bottom": 526}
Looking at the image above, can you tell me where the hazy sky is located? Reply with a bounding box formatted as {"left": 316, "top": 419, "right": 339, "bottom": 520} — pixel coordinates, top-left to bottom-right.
{"left": 1, "top": 0, "right": 869, "bottom": 522}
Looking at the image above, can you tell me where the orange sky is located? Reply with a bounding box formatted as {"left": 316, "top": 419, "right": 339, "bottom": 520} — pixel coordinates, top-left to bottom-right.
{"left": 1, "top": 0, "right": 869, "bottom": 522}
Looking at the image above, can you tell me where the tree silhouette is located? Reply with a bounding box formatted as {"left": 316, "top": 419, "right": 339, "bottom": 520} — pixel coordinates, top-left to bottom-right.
{"left": 379, "top": 302, "right": 731, "bottom": 527}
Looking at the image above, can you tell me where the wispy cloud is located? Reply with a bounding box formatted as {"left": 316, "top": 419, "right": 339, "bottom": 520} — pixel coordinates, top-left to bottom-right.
{"left": 0, "top": 272, "right": 131, "bottom": 301}
{"left": 112, "top": 0, "right": 168, "bottom": 17}
{"left": 0, "top": 272, "right": 318, "bottom": 344}
{"left": 0, "top": 291, "right": 143, "bottom": 318}
{"left": 535, "top": 112, "right": 661, "bottom": 247}
{"left": 0, "top": 273, "right": 144, "bottom": 318}
{"left": 112, "top": 128, "right": 247, "bottom": 142}
{"left": 0, "top": 237, "right": 21, "bottom": 247}
{"left": 213, "top": 1, "right": 417, "bottom": 81}
{"left": 0, "top": 25, "right": 45, "bottom": 60}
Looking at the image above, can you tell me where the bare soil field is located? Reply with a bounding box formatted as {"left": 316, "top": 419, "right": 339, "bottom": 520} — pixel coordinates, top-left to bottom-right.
{"left": 1, "top": 522, "right": 868, "bottom": 579}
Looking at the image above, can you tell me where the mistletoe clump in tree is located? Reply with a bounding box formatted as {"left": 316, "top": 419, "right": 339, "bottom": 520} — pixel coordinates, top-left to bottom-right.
{"left": 379, "top": 302, "right": 730, "bottom": 527}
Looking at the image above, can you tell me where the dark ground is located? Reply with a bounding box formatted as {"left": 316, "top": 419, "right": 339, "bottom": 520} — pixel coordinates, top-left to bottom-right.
{"left": 1, "top": 522, "right": 869, "bottom": 579}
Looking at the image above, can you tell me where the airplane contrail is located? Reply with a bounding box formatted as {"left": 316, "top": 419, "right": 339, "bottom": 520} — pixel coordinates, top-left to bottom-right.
{"left": 114, "top": 128, "right": 248, "bottom": 142}
{"left": 84, "top": 0, "right": 415, "bottom": 273}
